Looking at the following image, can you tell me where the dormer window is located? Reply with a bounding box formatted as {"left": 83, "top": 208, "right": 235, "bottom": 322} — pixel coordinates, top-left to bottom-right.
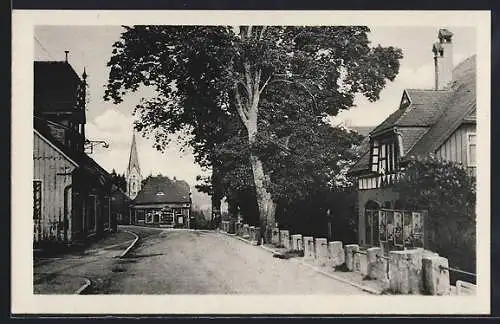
{"left": 371, "top": 136, "right": 398, "bottom": 174}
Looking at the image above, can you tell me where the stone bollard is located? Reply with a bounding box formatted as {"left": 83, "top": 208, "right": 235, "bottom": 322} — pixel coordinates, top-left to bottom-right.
{"left": 367, "top": 247, "right": 387, "bottom": 280}
{"left": 291, "top": 234, "right": 303, "bottom": 251}
{"left": 249, "top": 226, "right": 256, "bottom": 241}
{"left": 242, "top": 224, "right": 250, "bottom": 239}
{"left": 279, "top": 230, "right": 290, "bottom": 250}
{"left": 388, "top": 251, "right": 410, "bottom": 294}
{"left": 314, "top": 238, "right": 329, "bottom": 266}
{"left": 422, "top": 255, "right": 450, "bottom": 295}
{"left": 271, "top": 228, "right": 280, "bottom": 246}
{"left": 345, "top": 244, "right": 359, "bottom": 271}
{"left": 254, "top": 227, "right": 261, "bottom": 244}
{"left": 358, "top": 252, "right": 369, "bottom": 277}
{"left": 388, "top": 249, "right": 424, "bottom": 294}
{"left": 303, "top": 236, "right": 315, "bottom": 259}
{"left": 328, "top": 241, "right": 345, "bottom": 268}
{"left": 229, "top": 220, "right": 235, "bottom": 234}
{"left": 407, "top": 249, "right": 424, "bottom": 294}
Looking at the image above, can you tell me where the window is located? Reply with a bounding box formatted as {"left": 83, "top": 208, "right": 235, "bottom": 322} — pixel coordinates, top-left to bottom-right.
{"left": 161, "top": 210, "right": 174, "bottom": 224}
{"left": 371, "top": 138, "right": 397, "bottom": 175}
{"left": 467, "top": 133, "right": 476, "bottom": 167}
{"left": 371, "top": 142, "right": 380, "bottom": 172}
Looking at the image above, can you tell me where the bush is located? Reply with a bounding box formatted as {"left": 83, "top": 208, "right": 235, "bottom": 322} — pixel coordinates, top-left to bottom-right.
{"left": 394, "top": 154, "right": 476, "bottom": 278}
{"left": 190, "top": 210, "right": 210, "bottom": 230}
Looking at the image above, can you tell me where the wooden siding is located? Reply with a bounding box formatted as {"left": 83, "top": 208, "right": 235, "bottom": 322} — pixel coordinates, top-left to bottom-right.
{"left": 436, "top": 124, "right": 476, "bottom": 166}
{"left": 33, "top": 131, "right": 77, "bottom": 243}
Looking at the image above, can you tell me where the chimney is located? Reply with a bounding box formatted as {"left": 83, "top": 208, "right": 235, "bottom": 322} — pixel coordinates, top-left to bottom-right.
{"left": 64, "top": 50, "right": 69, "bottom": 62}
{"left": 432, "top": 29, "right": 454, "bottom": 90}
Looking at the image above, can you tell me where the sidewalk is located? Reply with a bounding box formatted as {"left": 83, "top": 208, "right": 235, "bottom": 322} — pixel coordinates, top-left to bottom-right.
{"left": 34, "top": 229, "right": 137, "bottom": 294}
{"left": 220, "top": 231, "right": 385, "bottom": 295}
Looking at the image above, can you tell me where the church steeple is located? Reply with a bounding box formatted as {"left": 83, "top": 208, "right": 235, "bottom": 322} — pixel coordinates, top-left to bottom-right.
{"left": 127, "top": 131, "right": 141, "bottom": 175}
{"left": 126, "top": 131, "right": 142, "bottom": 199}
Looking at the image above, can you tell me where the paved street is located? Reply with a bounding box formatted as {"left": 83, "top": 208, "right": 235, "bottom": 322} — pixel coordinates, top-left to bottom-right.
{"left": 34, "top": 229, "right": 137, "bottom": 294}
{"left": 99, "top": 226, "right": 368, "bottom": 294}
{"left": 34, "top": 226, "right": 369, "bottom": 295}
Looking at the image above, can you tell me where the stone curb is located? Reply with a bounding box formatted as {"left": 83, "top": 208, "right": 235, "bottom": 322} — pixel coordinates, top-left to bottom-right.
{"left": 119, "top": 229, "right": 140, "bottom": 259}
{"left": 220, "top": 231, "right": 381, "bottom": 295}
{"left": 74, "top": 277, "right": 91, "bottom": 295}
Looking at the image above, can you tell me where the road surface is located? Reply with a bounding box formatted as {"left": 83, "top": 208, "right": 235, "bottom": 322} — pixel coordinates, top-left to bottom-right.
{"left": 99, "top": 226, "right": 369, "bottom": 295}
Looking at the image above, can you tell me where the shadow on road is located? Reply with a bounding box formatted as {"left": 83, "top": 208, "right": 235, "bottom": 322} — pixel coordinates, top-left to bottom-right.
{"left": 127, "top": 253, "right": 164, "bottom": 259}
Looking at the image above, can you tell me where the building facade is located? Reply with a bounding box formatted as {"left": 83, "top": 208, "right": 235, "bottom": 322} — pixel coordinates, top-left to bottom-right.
{"left": 33, "top": 57, "right": 120, "bottom": 248}
{"left": 347, "top": 29, "right": 476, "bottom": 247}
{"left": 33, "top": 129, "right": 78, "bottom": 243}
{"left": 131, "top": 176, "right": 191, "bottom": 228}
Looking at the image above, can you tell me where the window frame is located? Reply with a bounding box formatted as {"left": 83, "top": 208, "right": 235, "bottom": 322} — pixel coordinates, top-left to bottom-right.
{"left": 466, "top": 131, "right": 476, "bottom": 167}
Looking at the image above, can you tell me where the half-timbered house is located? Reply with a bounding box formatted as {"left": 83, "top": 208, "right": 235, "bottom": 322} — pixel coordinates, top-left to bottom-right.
{"left": 347, "top": 29, "right": 476, "bottom": 246}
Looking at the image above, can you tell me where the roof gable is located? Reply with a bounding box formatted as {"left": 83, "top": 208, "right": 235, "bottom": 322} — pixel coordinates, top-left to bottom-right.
{"left": 34, "top": 129, "right": 79, "bottom": 167}
{"left": 370, "top": 89, "right": 452, "bottom": 135}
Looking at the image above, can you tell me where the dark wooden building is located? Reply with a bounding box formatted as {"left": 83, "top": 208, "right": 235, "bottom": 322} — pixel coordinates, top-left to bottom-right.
{"left": 33, "top": 58, "right": 122, "bottom": 247}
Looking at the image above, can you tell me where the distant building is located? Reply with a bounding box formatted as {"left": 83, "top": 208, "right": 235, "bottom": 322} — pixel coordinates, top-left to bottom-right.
{"left": 347, "top": 29, "right": 476, "bottom": 246}
{"left": 125, "top": 132, "right": 142, "bottom": 200}
{"left": 131, "top": 176, "right": 192, "bottom": 228}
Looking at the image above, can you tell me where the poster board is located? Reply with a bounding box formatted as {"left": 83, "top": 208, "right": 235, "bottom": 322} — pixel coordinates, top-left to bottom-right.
{"left": 411, "top": 211, "right": 425, "bottom": 248}
{"left": 393, "top": 211, "right": 404, "bottom": 247}
{"left": 386, "top": 210, "right": 394, "bottom": 242}
{"left": 378, "top": 208, "right": 427, "bottom": 249}
{"left": 378, "top": 210, "right": 387, "bottom": 242}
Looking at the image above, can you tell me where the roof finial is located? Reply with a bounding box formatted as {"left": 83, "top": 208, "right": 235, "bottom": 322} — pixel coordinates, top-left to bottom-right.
{"left": 64, "top": 50, "right": 69, "bottom": 62}
{"left": 82, "top": 67, "right": 87, "bottom": 80}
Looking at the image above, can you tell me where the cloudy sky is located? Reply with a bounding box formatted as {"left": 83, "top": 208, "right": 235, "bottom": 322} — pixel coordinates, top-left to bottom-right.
{"left": 34, "top": 25, "right": 476, "bottom": 195}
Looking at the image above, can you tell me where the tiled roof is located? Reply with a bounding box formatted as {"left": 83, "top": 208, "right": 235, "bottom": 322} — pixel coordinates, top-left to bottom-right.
{"left": 134, "top": 176, "right": 191, "bottom": 205}
{"left": 349, "top": 55, "right": 476, "bottom": 174}
{"left": 370, "top": 90, "right": 453, "bottom": 135}
{"left": 407, "top": 55, "right": 476, "bottom": 157}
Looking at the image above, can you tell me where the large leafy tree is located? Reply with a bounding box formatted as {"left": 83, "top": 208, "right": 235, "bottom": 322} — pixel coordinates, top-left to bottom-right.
{"left": 104, "top": 25, "right": 402, "bottom": 242}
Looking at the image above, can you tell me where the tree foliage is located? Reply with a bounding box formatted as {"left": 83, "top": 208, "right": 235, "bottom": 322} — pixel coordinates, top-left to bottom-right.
{"left": 104, "top": 25, "right": 403, "bottom": 241}
{"left": 394, "top": 154, "right": 476, "bottom": 274}
{"left": 110, "top": 169, "right": 127, "bottom": 192}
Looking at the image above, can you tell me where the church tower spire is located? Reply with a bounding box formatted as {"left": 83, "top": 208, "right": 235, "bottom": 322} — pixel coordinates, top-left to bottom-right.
{"left": 126, "top": 131, "right": 142, "bottom": 199}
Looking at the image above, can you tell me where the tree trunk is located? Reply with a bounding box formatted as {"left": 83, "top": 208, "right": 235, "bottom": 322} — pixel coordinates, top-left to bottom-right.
{"left": 248, "top": 124, "right": 276, "bottom": 244}
{"left": 249, "top": 154, "right": 276, "bottom": 244}
{"left": 211, "top": 165, "right": 223, "bottom": 229}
